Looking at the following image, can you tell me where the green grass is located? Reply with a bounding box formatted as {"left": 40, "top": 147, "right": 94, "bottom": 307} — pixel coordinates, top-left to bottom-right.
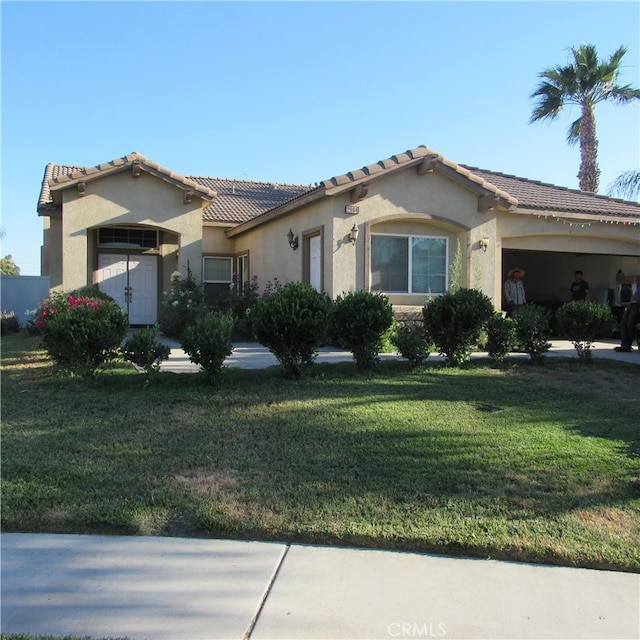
{"left": 2, "top": 333, "right": 639, "bottom": 572}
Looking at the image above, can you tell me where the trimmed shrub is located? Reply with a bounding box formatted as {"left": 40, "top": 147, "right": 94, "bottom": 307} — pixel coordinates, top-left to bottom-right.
{"left": 485, "top": 313, "right": 517, "bottom": 366}
{"left": 514, "top": 304, "right": 552, "bottom": 364}
{"left": 250, "top": 282, "right": 332, "bottom": 379}
{"left": 160, "top": 268, "right": 204, "bottom": 340}
{"left": 122, "top": 324, "right": 171, "bottom": 374}
{"left": 422, "top": 288, "right": 494, "bottom": 366}
{"left": 33, "top": 292, "right": 128, "bottom": 378}
{"left": 181, "top": 311, "right": 235, "bottom": 382}
{"left": 393, "top": 323, "right": 432, "bottom": 368}
{"left": 555, "top": 301, "right": 616, "bottom": 360}
{"left": 329, "top": 290, "right": 394, "bottom": 371}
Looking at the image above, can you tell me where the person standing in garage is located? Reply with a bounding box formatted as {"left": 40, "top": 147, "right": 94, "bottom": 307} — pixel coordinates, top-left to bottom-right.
{"left": 570, "top": 270, "right": 590, "bottom": 301}
{"left": 504, "top": 267, "right": 526, "bottom": 317}
{"left": 614, "top": 284, "right": 640, "bottom": 352}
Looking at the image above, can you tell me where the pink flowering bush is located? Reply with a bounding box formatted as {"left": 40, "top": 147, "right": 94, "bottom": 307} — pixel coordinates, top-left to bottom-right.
{"left": 33, "top": 291, "right": 128, "bottom": 378}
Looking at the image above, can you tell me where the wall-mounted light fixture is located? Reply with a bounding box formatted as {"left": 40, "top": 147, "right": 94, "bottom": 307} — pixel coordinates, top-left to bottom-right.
{"left": 287, "top": 228, "right": 299, "bottom": 251}
{"left": 479, "top": 237, "right": 490, "bottom": 252}
{"left": 349, "top": 223, "right": 359, "bottom": 246}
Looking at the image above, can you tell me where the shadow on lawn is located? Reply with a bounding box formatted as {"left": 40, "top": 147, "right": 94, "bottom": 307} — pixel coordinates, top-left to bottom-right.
{"left": 3, "top": 354, "right": 639, "bottom": 570}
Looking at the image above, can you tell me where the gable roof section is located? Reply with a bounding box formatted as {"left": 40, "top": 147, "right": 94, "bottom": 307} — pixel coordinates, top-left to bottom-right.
{"left": 462, "top": 166, "right": 640, "bottom": 221}
{"left": 226, "top": 145, "right": 523, "bottom": 236}
{"left": 38, "top": 152, "right": 217, "bottom": 215}
{"left": 191, "top": 177, "right": 312, "bottom": 224}
{"left": 321, "top": 145, "right": 518, "bottom": 210}
{"left": 231, "top": 145, "right": 640, "bottom": 233}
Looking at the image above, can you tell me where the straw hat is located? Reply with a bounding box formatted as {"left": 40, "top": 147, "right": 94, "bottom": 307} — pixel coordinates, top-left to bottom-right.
{"left": 507, "top": 267, "right": 525, "bottom": 277}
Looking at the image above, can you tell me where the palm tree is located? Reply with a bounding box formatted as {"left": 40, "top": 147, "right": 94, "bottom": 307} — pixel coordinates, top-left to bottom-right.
{"left": 530, "top": 44, "right": 640, "bottom": 193}
{"left": 607, "top": 169, "right": 640, "bottom": 201}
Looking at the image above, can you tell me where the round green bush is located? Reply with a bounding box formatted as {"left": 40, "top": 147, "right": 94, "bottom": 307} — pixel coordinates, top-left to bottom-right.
{"left": 181, "top": 310, "right": 235, "bottom": 382}
{"left": 556, "top": 300, "right": 616, "bottom": 359}
{"left": 485, "top": 313, "right": 517, "bottom": 366}
{"left": 250, "top": 282, "right": 331, "bottom": 379}
{"left": 422, "top": 288, "right": 494, "bottom": 366}
{"left": 514, "top": 304, "right": 552, "bottom": 364}
{"left": 329, "top": 290, "right": 394, "bottom": 370}
{"left": 392, "top": 323, "right": 432, "bottom": 368}
{"left": 122, "top": 324, "right": 171, "bottom": 373}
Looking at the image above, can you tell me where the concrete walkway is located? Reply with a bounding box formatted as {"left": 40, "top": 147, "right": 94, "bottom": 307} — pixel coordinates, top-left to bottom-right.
{"left": 157, "top": 338, "right": 639, "bottom": 373}
{"left": 2, "top": 533, "right": 638, "bottom": 640}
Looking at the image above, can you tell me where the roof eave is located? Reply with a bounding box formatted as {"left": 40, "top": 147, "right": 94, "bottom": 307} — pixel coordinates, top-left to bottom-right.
{"left": 47, "top": 153, "right": 217, "bottom": 205}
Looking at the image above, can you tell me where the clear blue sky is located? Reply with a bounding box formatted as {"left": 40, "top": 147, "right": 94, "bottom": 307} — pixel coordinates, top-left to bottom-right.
{"left": 2, "top": 1, "right": 639, "bottom": 275}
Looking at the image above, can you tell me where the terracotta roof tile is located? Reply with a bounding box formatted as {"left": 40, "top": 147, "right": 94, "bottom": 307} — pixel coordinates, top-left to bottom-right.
{"left": 38, "top": 148, "right": 640, "bottom": 227}
{"left": 38, "top": 153, "right": 217, "bottom": 214}
{"left": 38, "top": 162, "right": 84, "bottom": 212}
{"left": 461, "top": 166, "right": 640, "bottom": 219}
{"left": 321, "top": 146, "right": 517, "bottom": 207}
{"left": 192, "top": 177, "right": 313, "bottom": 224}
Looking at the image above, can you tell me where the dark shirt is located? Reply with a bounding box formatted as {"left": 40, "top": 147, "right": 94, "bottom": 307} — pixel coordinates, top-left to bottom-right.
{"left": 570, "top": 280, "right": 589, "bottom": 301}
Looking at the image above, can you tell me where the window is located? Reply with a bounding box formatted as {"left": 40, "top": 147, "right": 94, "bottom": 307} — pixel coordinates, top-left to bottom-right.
{"left": 371, "top": 234, "right": 447, "bottom": 294}
{"left": 236, "top": 254, "right": 249, "bottom": 293}
{"left": 98, "top": 227, "right": 158, "bottom": 249}
{"left": 203, "top": 256, "right": 233, "bottom": 302}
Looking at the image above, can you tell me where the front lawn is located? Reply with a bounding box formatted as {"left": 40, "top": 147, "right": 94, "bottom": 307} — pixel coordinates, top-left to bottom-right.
{"left": 2, "top": 333, "right": 639, "bottom": 571}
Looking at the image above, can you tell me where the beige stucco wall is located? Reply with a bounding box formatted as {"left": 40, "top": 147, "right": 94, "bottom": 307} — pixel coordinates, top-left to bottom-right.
{"left": 54, "top": 171, "right": 205, "bottom": 296}
{"left": 41, "top": 215, "right": 63, "bottom": 288}
{"left": 330, "top": 168, "right": 497, "bottom": 305}
{"left": 230, "top": 168, "right": 501, "bottom": 306}
{"left": 231, "top": 198, "right": 336, "bottom": 294}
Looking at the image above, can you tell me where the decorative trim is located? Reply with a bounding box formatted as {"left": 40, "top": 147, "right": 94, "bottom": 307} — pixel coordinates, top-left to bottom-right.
{"left": 350, "top": 183, "right": 369, "bottom": 203}
{"left": 416, "top": 154, "right": 438, "bottom": 175}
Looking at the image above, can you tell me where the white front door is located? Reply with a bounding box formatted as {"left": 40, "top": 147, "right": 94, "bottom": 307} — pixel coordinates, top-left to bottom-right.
{"left": 97, "top": 254, "right": 158, "bottom": 325}
{"left": 308, "top": 235, "right": 322, "bottom": 292}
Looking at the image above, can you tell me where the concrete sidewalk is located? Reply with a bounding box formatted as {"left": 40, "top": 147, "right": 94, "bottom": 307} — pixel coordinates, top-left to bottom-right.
{"left": 2, "top": 533, "right": 638, "bottom": 640}
{"left": 157, "top": 338, "right": 639, "bottom": 373}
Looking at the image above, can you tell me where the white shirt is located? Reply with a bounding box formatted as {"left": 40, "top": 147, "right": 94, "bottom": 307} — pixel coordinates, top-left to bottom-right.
{"left": 504, "top": 278, "right": 526, "bottom": 305}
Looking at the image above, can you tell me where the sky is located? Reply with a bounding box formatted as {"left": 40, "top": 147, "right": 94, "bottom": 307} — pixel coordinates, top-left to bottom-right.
{"left": 1, "top": 0, "right": 639, "bottom": 276}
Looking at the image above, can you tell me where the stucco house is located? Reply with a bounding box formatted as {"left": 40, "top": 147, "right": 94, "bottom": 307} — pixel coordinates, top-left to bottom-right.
{"left": 38, "top": 145, "right": 640, "bottom": 325}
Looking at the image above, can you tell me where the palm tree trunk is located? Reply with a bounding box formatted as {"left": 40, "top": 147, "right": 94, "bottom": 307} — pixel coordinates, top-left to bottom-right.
{"left": 578, "top": 103, "right": 600, "bottom": 192}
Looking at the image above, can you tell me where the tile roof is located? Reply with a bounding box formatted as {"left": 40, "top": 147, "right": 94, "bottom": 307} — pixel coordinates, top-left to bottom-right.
{"left": 38, "top": 148, "right": 640, "bottom": 226}
{"left": 38, "top": 162, "right": 84, "bottom": 212}
{"left": 191, "top": 177, "right": 313, "bottom": 224}
{"left": 461, "top": 166, "right": 640, "bottom": 220}
{"left": 38, "top": 153, "right": 216, "bottom": 214}
{"left": 321, "top": 145, "right": 517, "bottom": 208}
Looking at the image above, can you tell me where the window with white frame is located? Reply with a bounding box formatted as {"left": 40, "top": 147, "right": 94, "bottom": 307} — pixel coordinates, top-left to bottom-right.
{"left": 371, "top": 234, "right": 447, "bottom": 294}
{"left": 203, "top": 256, "right": 233, "bottom": 301}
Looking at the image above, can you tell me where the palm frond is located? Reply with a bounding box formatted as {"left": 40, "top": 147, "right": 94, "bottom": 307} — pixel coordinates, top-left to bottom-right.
{"left": 607, "top": 169, "right": 640, "bottom": 201}
{"left": 566, "top": 118, "right": 581, "bottom": 146}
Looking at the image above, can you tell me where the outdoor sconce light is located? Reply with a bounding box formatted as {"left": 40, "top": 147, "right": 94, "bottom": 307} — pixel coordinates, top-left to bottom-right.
{"left": 349, "top": 223, "right": 359, "bottom": 245}
{"left": 479, "top": 237, "right": 490, "bottom": 252}
{"left": 287, "top": 228, "right": 299, "bottom": 251}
